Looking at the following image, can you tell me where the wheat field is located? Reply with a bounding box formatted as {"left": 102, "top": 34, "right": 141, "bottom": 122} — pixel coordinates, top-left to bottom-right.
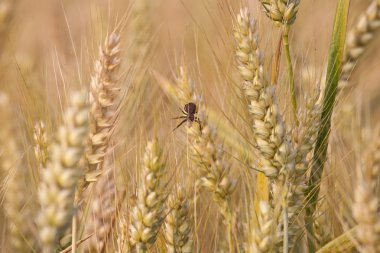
{"left": 0, "top": 0, "right": 380, "bottom": 252}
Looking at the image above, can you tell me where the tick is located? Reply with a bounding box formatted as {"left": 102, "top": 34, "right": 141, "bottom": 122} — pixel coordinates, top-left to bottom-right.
{"left": 173, "top": 102, "right": 201, "bottom": 131}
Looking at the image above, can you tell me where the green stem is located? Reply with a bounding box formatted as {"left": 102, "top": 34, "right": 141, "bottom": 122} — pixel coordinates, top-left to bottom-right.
{"left": 305, "top": 0, "right": 350, "bottom": 252}
{"left": 283, "top": 26, "right": 298, "bottom": 124}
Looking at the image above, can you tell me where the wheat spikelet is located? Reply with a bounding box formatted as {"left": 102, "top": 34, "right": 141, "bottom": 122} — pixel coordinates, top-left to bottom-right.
{"left": 247, "top": 201, "right": 277, "bottom": 253}
{"left": 0, "top": 93, "right": 36, "bottom": 252}
{"left": 259, "top": 0, "right": 300, "bottom": 26}
{"left": 87, "top": 32, "right": 121, "bottom": 183}
{"left": 164, "top": 187, "right": 193, "bottom": 253}
{"left": 37, "top": 91, "right": 89, "bottom": 253}
{"left": 352, "top": 132, "right": 380, "bottom": 253}
{"left": 129, "top": 138, "right": 166, "bottom": 253}
{"left": 233, "top": 8, "right": 294, "bottom": 180}
{"left": 340, "top": 0, "right": 380, "bottom": 89}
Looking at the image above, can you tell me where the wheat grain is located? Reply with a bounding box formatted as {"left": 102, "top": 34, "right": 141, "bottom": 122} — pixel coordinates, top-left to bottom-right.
{"left": 37, "top": 91, "right": 89, "bottom": 253}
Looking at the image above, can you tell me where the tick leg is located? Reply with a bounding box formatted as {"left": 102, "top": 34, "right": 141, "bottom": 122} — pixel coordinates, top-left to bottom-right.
{"left": 173, "top": 119, "right": 188, "bottom": 131}
{"left": 178, "top": 107, "right": 187, "bottom": 115}
{"left": 195, "top": 118, "right": 203, "bottom": 132}
{"left": 172, "top": 116, "right": 187, "bottom": 120}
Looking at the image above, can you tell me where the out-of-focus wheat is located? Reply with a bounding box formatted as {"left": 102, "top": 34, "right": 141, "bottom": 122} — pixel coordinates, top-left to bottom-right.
{"left": 340, "top": 0, "right": 380, "bottom": 89}
{"left": 34, "top": 121, "right": 49, "bottom": 170}
{"left": 1, "top": 93, "right": 36, "bottom": 252}
{"left": 352, "top": 133, "right": 380, "bottom": 253}
{"left": 37, "top": 91, "right": 89, "bottom": 253}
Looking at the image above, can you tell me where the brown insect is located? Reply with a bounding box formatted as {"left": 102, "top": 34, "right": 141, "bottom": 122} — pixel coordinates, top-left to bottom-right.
{"left": 173, "top": 102, "right": 201, "bottom": 131}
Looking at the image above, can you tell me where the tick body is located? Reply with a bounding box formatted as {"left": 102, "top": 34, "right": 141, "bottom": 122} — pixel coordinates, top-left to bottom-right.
{"left": 173, "top": 102, "right": 201, "bottom": 131}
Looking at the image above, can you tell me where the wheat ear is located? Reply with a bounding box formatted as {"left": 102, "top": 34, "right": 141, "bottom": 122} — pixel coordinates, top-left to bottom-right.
{"left": 259, "top": 0, "right": 300, "bottom": 26}
{"left": 233, "top": 8, "right": 294, "bottom": 181}
{"left": 175, "top": 67, "right": 237, "bottom": 252}
{"left": 87, "top": 32, "right": 121, "bottom": 183}
{"left": 129, "top": 138, "right": 166, "bottom": 252}
{"left": 37, "top": 91, "right": 89, "bottom": 253}
{"left": 164, "top": 187, "right": 194, "bottom": 253}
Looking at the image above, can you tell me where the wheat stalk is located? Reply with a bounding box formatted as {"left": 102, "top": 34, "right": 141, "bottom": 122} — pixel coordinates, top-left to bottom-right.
{"left": 340, "top": 0, "right": 380, "bottom": 89}
{"left": 37, "top": 91, "right": 89, "bottom": 253}
{"left": 87, "top": 32, "right": 121, "bottom": 184}
{"left": 129, "top": 138, "right": 166, "bottom": 253}
{"left": 164, "top": 187, "right": 194, "bottom": 253}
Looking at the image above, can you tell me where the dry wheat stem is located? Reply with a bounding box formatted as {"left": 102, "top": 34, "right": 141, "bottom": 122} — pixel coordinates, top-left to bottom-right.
{"left": 340, "top": 0, "right": 380, "bottom": 89}
{"left": 37, "top": 91, "right": 89, "bottom": 253}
